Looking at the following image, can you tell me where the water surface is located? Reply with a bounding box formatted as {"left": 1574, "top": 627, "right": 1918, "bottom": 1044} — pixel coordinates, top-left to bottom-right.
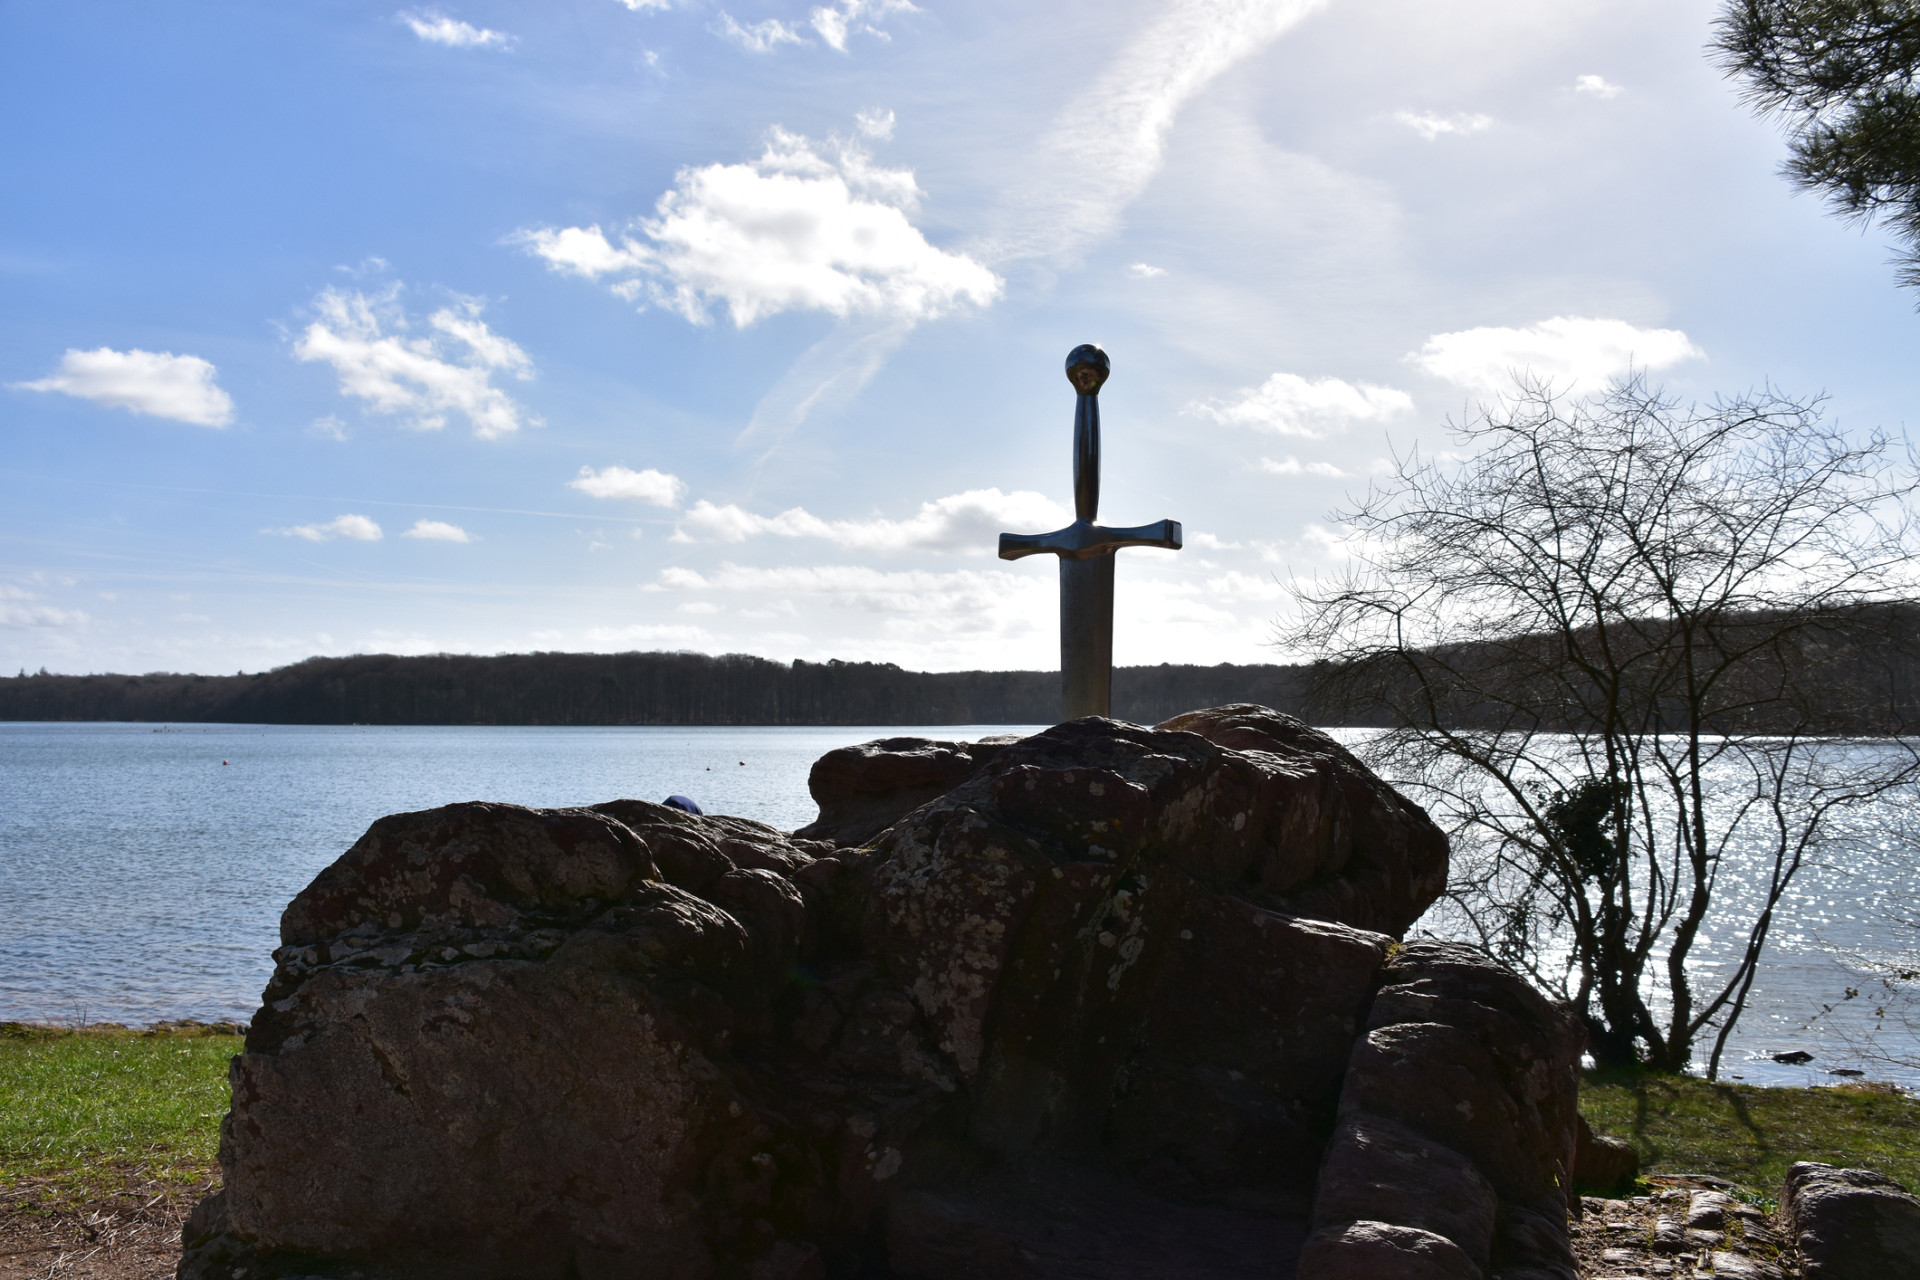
{"left": 3, "top": 721, "right": 1915, "bottom": 1090}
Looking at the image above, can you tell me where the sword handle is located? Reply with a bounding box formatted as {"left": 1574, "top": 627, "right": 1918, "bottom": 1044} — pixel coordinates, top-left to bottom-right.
{"left": 1066, "top": 344, "right": 1108, "bottom": 523}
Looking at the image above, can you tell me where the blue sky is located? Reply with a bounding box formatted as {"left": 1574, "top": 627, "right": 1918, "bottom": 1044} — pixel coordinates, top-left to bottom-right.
{"left": 5, "top": 0, "right": 1918, "bottom": 675}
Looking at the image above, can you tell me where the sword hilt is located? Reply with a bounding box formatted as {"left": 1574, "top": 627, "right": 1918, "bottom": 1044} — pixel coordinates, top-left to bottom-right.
{"left": 1067, "top": 344, "right": 1108, "bottom": 522}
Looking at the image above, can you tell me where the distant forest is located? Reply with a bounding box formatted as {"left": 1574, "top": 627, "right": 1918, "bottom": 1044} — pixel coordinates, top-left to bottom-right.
{"left": 0, "top": 652, "right": 1316, "bottom": 727}
{"left": 13, "top": 603, "right": 1920, "bottom": 730}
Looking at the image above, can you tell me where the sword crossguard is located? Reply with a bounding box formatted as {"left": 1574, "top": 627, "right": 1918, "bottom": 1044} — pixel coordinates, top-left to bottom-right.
{"left": 998, "top": 518, "right": 1183, "bottom": 562}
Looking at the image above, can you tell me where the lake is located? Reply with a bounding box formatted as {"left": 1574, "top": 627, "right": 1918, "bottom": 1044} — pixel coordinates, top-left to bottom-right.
{"left": 3, "top": 721, "right": 1915, "bottom": 1089}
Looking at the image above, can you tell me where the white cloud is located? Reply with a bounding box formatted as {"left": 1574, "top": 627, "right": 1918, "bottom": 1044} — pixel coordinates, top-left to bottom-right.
{"left": 617, "top": 0, "right": 673, "bottom": 9}
{"left": 310, "top": 414, "right": 350, "bottom": 441}
{"left": 1129, "top": 262, "right": 1166, "bottom": 278}
{"left": 517, "top": 128, "right": 999, "bottom": 327}
{"left": 1189, "top": 372, "right": 1413, "bottom": 438}
{"left": 1395, "top": 110, "right": 1493, "bottom": 141}
{"left": 653, "top": 562, "right": 1041, "bottom": 624}
{"left": 714, "top": 13, "right": 805, "bottom": 51}
{"left": 993, "top": 0, "right": 1331, "bottom": 261}
{"left": 265, "top": 514, "right": 384, "bottom": 542}
{"left": 400, "top": 9, "right": 513, "bottom": 48}
{"left": 511, "top": 225, "right": 649, "bottom": 279}
{"left": 569, "top": 465, "right": 687, "bottom": 507}
{"left": 855, "top": 107, "right": 896, "bottom": 140}
{"left": 811, "top": 0, "right": 917, "bottom": 52}
{"left": 12, "top": 347, "right": 235, "bottom": 427}
{"left": 292, "top": 286, "right": 536, "bottom": 438}
{"left": 1186, "top": 531, "right": 1243, "bottom": 550}
{"left": 1408, "top": 316, "right": 1705, "bottom": 395}
{"left": 676, "top": 488, "right": 1069, "bottom": 551}
{"left": 584, "top": 623, "right": 714, "bottom": 646}
{"left": 403, "top": 519, "right": 473, "bottom": 542}
{"left": 1574, "top": 74, "right": 1623, "bottom": 99}
{"left": 0, "top": 586, "right": 89, "bottom": 630}
{"left": 1259, "top": 455, "right": 1348, "bottom": 477}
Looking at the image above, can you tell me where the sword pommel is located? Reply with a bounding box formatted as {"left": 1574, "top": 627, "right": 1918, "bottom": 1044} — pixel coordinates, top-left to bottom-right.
{"left": 1065, "top": 344, "right": 1109, "bottom": 396}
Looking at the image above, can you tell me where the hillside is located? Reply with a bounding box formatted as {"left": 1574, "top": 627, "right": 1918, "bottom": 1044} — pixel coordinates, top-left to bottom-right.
{"left": 0, "top": 651, "right": 1314, "bottom": 727}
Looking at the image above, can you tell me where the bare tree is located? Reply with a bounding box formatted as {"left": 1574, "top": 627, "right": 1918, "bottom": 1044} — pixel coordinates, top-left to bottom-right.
{"left": 1286, "top": 376, "right": 1920, "bottom": 1074}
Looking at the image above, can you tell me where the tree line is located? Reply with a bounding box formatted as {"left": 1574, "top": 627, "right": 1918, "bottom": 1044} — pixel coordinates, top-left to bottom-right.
{"left": 0, "top": 652, "right": 1313, "bottom": 727}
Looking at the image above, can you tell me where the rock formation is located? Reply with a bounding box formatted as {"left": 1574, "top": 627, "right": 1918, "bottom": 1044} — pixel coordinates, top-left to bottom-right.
{"left": 1571, "top": 1115, "right": 1639, "bottom": 1197}
{"left": 793, "top": 734, "right": 1019, "bottom": 847}
{"left": 1783, "top": 1162, "right": 1920, "bottom": 1278}
{"left": 180, "top": 706, "right": 1584, "bottom": 1280}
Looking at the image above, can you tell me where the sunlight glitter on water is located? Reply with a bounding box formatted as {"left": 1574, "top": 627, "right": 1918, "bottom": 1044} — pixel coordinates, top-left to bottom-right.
{"left": 2, "top": 721, "right": 1915, "bottom": 1090}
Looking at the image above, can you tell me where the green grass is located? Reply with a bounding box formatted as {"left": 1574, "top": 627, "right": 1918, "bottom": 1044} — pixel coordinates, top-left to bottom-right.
{"left": 5, "top": 1025, "right": 1918, "bottom": 1210}
{"left": 0, "top": 1023, "right": 239, "bottom": 1202}
{"left": 1582, "top": 1069, "right": 1920, "bottom": 1197}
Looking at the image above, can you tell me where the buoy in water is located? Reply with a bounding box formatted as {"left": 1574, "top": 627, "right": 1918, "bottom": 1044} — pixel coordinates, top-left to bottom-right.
{"left": 222, "top": 761, "right": 229, "bottom": 766}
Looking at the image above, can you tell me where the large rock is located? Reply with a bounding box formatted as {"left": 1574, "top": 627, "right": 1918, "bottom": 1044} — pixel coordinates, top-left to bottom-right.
{"left": 179, "top": 709, "right": 1573, "bottom": 1280}
{"left": 794, "top": 735, "right": 1019, "bottom": 847}
{"left": 1571, "top": 1114, "right": 1638, "bottom": 1197}
{"left": 1300, "top": 942, "right": 1584, "bottom": 1280}
{"left": 1783, "top": 1162, "right": 1920, "bottom": 1278}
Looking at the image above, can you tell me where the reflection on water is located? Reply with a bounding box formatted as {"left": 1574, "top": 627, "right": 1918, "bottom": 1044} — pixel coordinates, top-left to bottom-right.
{"left": 1392, "top": 733, "right": 1920, "bottom": 1090}
{"left": 2, "top": 722, "right": 1915, "bottom": 1089}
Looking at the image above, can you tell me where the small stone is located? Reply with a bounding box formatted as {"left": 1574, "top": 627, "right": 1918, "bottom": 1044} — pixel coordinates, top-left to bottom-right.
{"left": 1685, "top": 1190, "right": 1733, "bottom": 1229}
{"left": 1706, "top": 1252, "right": 1776, "bottom": 1279}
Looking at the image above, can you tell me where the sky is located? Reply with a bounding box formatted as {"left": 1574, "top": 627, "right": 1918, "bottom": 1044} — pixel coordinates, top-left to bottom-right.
{"left": 4, "top": 0, "right": 1919, "bottom": 677}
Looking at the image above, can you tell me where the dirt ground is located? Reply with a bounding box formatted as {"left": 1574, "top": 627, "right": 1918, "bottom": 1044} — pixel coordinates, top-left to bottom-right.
{"left": 3, "top": 1172, "right": 1805, "bottom": 1278}
{"left": 0, "top": 1173, "right": 210, "bottom": 1280}
{"left": 1571, "top": 1176, "right": 1798, "bottom": 1279}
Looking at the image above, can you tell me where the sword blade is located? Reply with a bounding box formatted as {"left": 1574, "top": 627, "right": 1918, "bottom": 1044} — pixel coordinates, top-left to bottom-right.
{"left": 1060, "top": 555, "right": 1115, "bottom": 720}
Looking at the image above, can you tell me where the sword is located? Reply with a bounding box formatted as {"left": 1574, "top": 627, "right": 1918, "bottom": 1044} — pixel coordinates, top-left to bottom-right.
{"left": 998, "top": 345, "right": 1182, "bottom": 721}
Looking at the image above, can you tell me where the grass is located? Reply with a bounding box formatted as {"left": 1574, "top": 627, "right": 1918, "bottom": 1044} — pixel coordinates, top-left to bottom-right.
{"left": 0, "top": 1023, "right": 240, "bottom": 1205}
{"left": 1581, "top": 1068, "right": 1920, "bottom": 1197}
{"left": 5, "top": 1024, "right": 1919, "bottom": 1211}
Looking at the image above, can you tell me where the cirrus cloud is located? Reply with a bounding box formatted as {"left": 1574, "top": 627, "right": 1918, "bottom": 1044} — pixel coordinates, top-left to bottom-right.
{"left": 515, "top": 128, "right": 1000, "bottom": 327}
{"left": 11, "top": 347, "right": 235, "bottom": 427}
{"left": 991, "top": 0, "right": 1332, "bottom": 262}
{"left": 1408, "top": 316, "right": 1705, "bottom": 395}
